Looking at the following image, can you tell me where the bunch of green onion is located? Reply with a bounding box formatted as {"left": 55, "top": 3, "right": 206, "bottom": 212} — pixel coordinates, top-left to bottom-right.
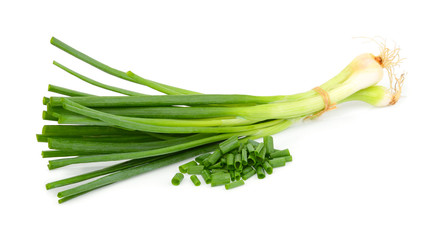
{"left": 39, "top": 37, "right": 404, "bottom": 203}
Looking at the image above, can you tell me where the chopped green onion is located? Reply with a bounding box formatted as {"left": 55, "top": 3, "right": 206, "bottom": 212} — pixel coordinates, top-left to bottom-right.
{"left": 172, "top": 173, "right": 184, "bottom": 186}
{"left": 246, "top": 143, "right": 255, "bottom": 153}
{"left": 258, "top": 146, "right": 267, "bottom": 160}
{"left": 226, "top": 153, "right": 235, "bottom": 170}
{"left": 229, "top": 170, "right": 235, "bottom": 181}
{"left": 190, "top": 175, "right": 201, "bottom": 186}
{"left": 242, "top": 169, "right": 257, "bottom": 181}
{"left": 204, "top": 149, "right": 222, "bottom": 167}
{"left": 220, "top": 157, "right": 227, "bottom": 166}
{"left": 263, "top": 136, "right": 274, "bottom": 155}
{"left": 262, "top": 161, "right": 273, "bottom": 174}
{"left": 219, "top": 136, "right": 240, "bottom": 154}
{"left": 225, "top": 180, "right": 245, "bottom": 190}
{"left": 234, "top": 153, "right": 242, "bottom": 170}
{"left": 284, "top": 155, "right": 293, "bottom": 162}
{"left": 247, "top": 154, "right": 257, "bottom": 166}
{"left": 201, "top": 170, "right": 212, "bottom": 184}
{"left": 268, "top": 158, "right": 286, "bottom": 168}
{"left": 234, "top": 171, "right": 241, "bottom": 181}
{"left": 242, "top": 166, "right": 254, "bottom": 175}
{"left": 269, "top": 149, "right": 291, "bottom": 158}
{"left": 187, "top": 165, "right": 205, "bottom": 175}
{"left": 254, "top": 142, "right": 264, "bottom": 156}
{"left": 211, "top": 169, "right": 228, "bottom": 174}
{"left": 241, "top": 149, "right": 248, "bottom": 166}
{"left": 179, "top": 161, "right": 198, "bottom": 173}
{"left": 208, "top": 162, "right": 223, "bottom": 169}
{"left": 237, "top": 142, "right": 245, "bottom": 152}
{"left": 211, "top": 173, "right": 231, "bottom": 187}
{"left": 247, "top": 139, "right": 259, "bottom": 148}
{"left": 256, "top": 166, "right": 266, "bottom": 179}
{"left": 195, "top": 153, "right": 211, "bottom": 164}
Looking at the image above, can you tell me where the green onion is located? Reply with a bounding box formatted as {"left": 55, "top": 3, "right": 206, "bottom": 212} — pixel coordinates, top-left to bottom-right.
{"left": 234, "top": 171, "right": 241, "bottom": 181}
{"left": 53, "top": 61, "right": 146, "bottom": 97}
{"left": 42, "top": 125, "right": 147, "bottom": 137}
{"left": 269, "top": 149, "right": 291, "bottom": 158}
{"left": 48, "top": 84, "right": 94, "bottom": 97}
{"left": 220, "top": 157, "right": 227, "bottom": 166}
{"left": 179, "top": 161, "right": 197, "bottom": 173}
{"left": 229, "top": 170, "right": 235, "bottom": 181}
{"left": 211, "top": 169, "right": 229, "bottom": 174}
{"left": 247, "top": 154, "right": 257, "bottom": 166}
{"left": 201, "top": 170, "right": 212, "bottom": 184}
{"left": 190, "top": 175, "right": 201, "bottom": 186}
{"left": 257, "top": 146, "right": 267, "bottom": 160}
{"left": 242, "top": 166, "right": 254, "bottom": 175}
{"left": 262, "top": 161, "right": 273, "bottom": 175}
{"left": 47, "top": 131, "right": 258, "bottom": 169}
{"left": 49, "top": 94, "right": 287, "bottom": 108}
{"left": 254, "top": 142, "right": 264, "bottom": 156}
{"left": 247, "top": 140, "right": 259, "bottom": 148}
{"left": 263, "top": 136, "right": 274, "bottom": 155}
{"left": 219, "top": 136, "right": 240, "bottom": 154}
{"left": 187, "top": 165, "right": 205, "bottom": 175}
{"left": 284, "top": 156, "right": 293, "bottom": 162}
{"left": 42, "top": 111, "right": 58, "bottom": 121}
{"left": 47, "top": 133, "right": 211, "bottom": 154}
{"left": 246, "top": 143, "right": 255, "bottom": 153}
{"left": 204, "top": 149, "right": 222, "bottom": 167}
{"left": 268, "top": 158, "right": 286, "bottom": 168}
{"left": 43, "top": 97, "right": 50, "bottom": 105}
{"left": 234, "top": 153, "right": 242, "bottom": 170}
{"left": 40, "top": 135, "right": 158, "bottom": 145}
{"left": 211, "top": 173, "right": 231, "bottom": 187}
{"left": 195, "top": 153, "right": 211, "bottom": 164}
{"left": 256, "top": 166, "right": 266, "bottom": 179}
{"left": 225, "top": 180, "right": 245, "bottom": 190}
{"left": 226, "top": 153, "right": 235, "bottom": 170}
{"left": 36, "top": 134, "right": 48, "bottom": 143}
{"left": 172, "top": 173, "right": 184, "bottom": 186}
{"left": 46, "top": 155, "right": 166, "bottom": 189}
{"left": 237, "top": 142, "right": 245, "bottom": 152}
{"left": 208, "top": 162, "right": 223, "bottom": 169}
{"left": 242, "top": 169, "right": 257, "bottom": 181}
{"left": 56, "top": 143, "right": 218, "bottom": 201}
{"left": 241, "top": 149, "right": 248, "bottom": 166}
{"left": 42, "top": 37, "right": 405, "bottom": 202}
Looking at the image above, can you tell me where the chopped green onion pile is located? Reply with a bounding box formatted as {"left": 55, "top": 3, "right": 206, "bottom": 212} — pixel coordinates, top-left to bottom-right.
{"left": 40, "top": 37, "right": 404, "bottom": 203}
{"left": 173, "top": 136, "right": 291, "bottom": 189}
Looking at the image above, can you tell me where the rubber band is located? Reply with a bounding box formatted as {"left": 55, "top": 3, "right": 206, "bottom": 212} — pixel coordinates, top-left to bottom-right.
{"left": 304, "top": 87, "right": 336, "bottom": 120}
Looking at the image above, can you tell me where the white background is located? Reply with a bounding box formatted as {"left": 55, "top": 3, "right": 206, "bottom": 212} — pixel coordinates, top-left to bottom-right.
{"left": 1, "top": 0, "right": 432, "bottom": 239}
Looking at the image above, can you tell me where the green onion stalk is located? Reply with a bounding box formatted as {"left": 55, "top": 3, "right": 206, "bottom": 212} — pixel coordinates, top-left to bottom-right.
{"left": 40, "top": 37, "right": 405, "bottom": 203}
